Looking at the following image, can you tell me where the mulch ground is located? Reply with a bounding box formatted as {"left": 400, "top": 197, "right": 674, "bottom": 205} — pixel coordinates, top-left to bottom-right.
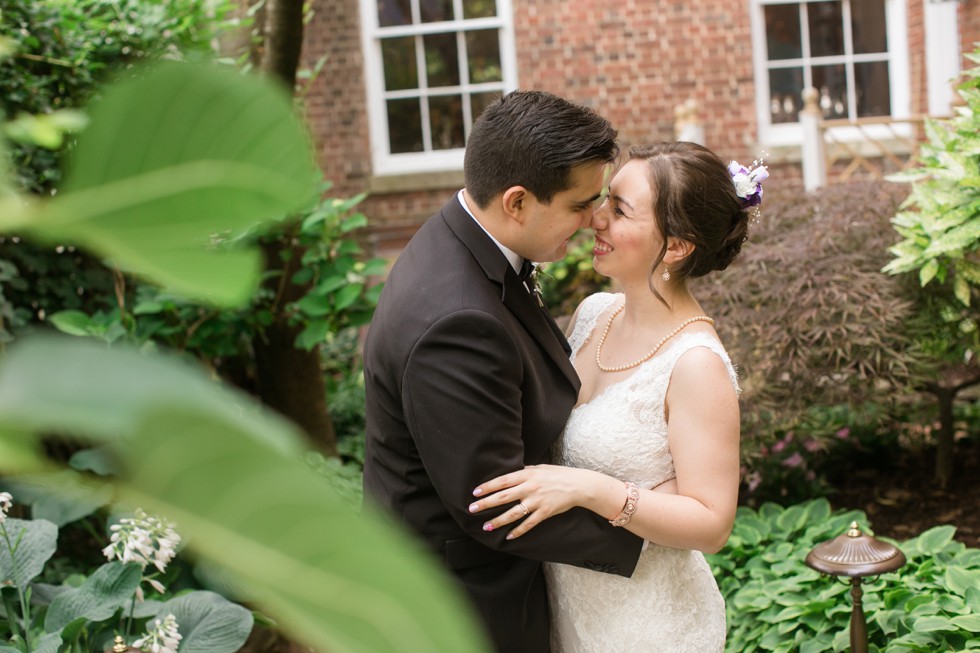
{"left": 828, "top": 437, "right": 980, "bottom": 549}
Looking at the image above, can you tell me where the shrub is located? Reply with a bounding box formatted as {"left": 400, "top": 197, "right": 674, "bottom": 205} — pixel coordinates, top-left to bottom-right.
{"left": 696, "top": 180, "right": 930, "bottom": 439}
{"left": 708, "top": 499, "right": 980, "bottom": 652}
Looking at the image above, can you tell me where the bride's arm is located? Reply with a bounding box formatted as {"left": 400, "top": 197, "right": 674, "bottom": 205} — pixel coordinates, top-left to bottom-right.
{"left": 470, "top": 349, "right": 739, "bottom": 553}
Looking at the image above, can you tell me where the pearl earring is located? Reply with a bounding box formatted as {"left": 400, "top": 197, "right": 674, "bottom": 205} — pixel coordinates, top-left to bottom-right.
{"left": 661, "top": 269, "right": 671, "bottom": 282}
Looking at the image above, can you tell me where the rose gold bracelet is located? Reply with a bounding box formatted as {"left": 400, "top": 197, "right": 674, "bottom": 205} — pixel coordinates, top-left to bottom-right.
{"left": 608, "top": 481, "right": 640, "bottom": 527}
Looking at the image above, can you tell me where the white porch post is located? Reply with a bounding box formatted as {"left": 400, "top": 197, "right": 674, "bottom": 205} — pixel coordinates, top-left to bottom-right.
{"left": 800, "top": 87, "right": 827, "bottom": 192}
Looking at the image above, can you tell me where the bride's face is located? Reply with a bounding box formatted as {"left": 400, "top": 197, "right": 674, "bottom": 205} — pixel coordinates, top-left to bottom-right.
{"left": 590, "top": 160, "right": 663, "bottom": 282}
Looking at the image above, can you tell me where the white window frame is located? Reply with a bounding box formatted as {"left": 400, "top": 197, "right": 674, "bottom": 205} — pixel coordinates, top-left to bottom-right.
{"left": 359, "top": 0, "right": 518, "bottom": 176}
{"left": 750, "top": 0, "right": 911, "bottom": 148}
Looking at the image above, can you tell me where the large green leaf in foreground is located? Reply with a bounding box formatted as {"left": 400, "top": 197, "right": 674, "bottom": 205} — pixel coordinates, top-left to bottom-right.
{"left": 0, "top": 337, "right": 490, "bottom": 653}
{"left": 0, "top": 62, "right": 318, "bottom": 306}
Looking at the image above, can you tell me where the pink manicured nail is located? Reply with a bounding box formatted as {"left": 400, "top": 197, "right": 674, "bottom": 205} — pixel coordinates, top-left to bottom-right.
{"left": 469, "top": 503, "right": 479, "bottom": 512}
{"left": 473, "top": 488, "right": 484, "bottom": 496}
{"left": 506, "top": 533, "right": 515, "bottom": 540}
{"left": 483, "top": 522, "right": 494, "bottom": 532}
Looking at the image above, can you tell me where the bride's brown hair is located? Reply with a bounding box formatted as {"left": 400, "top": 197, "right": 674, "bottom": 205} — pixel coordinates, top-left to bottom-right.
{"left": 631, "top": 142, "right": 748, "bottom": 287}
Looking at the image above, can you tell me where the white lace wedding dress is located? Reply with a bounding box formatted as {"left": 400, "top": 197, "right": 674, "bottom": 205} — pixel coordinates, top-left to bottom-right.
{"left": 545, "top": 292, "right": 738, "bottom": 652}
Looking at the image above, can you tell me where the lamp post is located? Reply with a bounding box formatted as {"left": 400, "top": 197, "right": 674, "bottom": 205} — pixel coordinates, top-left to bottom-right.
{"left": 805, "top": 521, "right": 907, "bottom": 653}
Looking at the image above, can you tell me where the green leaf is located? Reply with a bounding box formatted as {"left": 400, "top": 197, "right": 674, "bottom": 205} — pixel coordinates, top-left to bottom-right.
{"left": 0, "top": 517, "right": 58, "bottom": 587}
{"left": 334, "top": 283, "right": 364, "bottom": 311}
{"left": 0, "top": 336, "right": 490, "bottom": 653}
{"left": 47, "top": 310, "right": 98, "bottom": 337}
{"left": 911, "top": 615, "right": 955, "bottom": 632}
{"left": 153, "top": 591, "right": 253, "bottom": 653}
{"left": 44, "top": 562, "right": 143, "bottom": 632}
{"left": 956, "top": 275, "right": 972, "bottom": 306}
{"left": 0, "top": 62, "right": 318, "bottom": 307}
{"left": 919, "top": 259, "right": 940, "bottom": 286}
{"left": 294, "top": 319, "right": 330, "bottom": 351}
{"left": 31, "top": 633, "right": 62, "bottom": 653}
{"left": 0, "top": 336, "right": 304, "bottom": 456}
{"left": 946, "top": 567, "right": 980, "bottom": 596}
{"left": 915, "top": 525, "right": 957, "bottom": 552}
{"left": 2, "top": 471, "right": 112, "bottom": 526}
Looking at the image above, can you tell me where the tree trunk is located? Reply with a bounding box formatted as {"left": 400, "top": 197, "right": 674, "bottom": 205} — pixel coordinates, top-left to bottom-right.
{"left": 252, "top": 0, "right": 338, "bottom": 455}
{"left": 923, "top": 365, "right": 980, "bottom": 490}
{"left": 932, "top": 385, "right": 955, "bottom": 491}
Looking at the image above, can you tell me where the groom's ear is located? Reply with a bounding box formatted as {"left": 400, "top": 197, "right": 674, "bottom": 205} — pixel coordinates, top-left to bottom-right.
{"left": 501, "top": 186, "right": 530, "bottom": 223}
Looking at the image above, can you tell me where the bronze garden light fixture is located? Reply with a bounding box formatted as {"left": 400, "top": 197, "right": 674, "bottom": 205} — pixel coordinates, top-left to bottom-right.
{"left": 805, "top": 521, "right": 907, "bottom": 653}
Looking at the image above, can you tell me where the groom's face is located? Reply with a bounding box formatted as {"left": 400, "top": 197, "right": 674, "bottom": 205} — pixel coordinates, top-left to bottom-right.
{"left": 520, "top": 161, "right": 607, "bottom": 263}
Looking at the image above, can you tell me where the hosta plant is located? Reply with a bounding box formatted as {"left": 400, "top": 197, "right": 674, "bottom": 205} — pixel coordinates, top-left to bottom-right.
{"left": 707, "top": 499, "right": 980, "bottom": 652}
{"left": 0, "top": 492, "right": 252, "bottom": 653}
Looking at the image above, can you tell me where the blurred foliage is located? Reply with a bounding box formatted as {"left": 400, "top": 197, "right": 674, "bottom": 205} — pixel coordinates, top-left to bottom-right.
{"left": 0, "top": 60, "right": 488, "bottom": 653}
{"left": 46, "top": 182, "right": 384, "bottom": 375}
{"left": 0, "top": 0, "right": 238, "bottom": 344}
{"left": 0, "top": 0, "right": 235, "bottom": 193}
{"left": 538, "top": 232, "right": 608, "bottom": 317}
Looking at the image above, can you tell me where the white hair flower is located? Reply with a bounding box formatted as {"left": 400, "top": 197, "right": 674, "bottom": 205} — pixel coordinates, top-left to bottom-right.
{"left": 132, "top": 613, "right": 182, "bottom": 653}
{"left": 728, "top": 157, "right": 769, "bottom": 208}
{"left": 102, "top": 509, "right": 181, "bottom": 576}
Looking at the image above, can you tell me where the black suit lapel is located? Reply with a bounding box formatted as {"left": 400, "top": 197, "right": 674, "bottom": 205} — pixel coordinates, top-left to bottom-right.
{"left": 500, "top": 270, "right": 580, "bottom": 390}
{"left": 441, "top": 199, "right": 580, "bottom": 392}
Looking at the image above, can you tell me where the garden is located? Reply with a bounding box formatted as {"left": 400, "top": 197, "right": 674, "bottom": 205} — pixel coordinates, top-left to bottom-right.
{"left": 0, "top": 1, "right": 978, "bottom": 652}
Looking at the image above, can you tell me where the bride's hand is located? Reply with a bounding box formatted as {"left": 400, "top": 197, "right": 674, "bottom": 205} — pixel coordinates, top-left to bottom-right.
{"left": 469, "top": 465, "right": 610, "bottom": 540}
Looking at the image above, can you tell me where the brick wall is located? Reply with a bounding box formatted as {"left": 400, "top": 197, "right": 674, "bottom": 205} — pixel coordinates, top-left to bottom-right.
{"left": 302, "top": 0, "right": 956, "bottom": 258}
{"left": 906, "top": 0, "right": 927, "bottom": 115}
{"left": 962, "top": 1, "right": 980, "bottom": 73}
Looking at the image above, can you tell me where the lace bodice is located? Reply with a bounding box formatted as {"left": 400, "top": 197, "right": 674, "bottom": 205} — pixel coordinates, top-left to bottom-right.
{"left": 555, "top": 292, "right": 739, "bottom": 486}
{"left": 545, "top": 292, "right": 737, "bottom": 653}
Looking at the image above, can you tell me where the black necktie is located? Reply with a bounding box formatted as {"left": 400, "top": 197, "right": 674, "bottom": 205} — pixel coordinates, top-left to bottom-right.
{"left": 518, "top": 259, "right": 534, "bottom": 283}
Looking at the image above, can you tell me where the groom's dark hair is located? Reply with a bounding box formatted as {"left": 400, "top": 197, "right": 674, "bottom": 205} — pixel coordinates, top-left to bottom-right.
{"left": 464, "top": 90, "right": 618, "bottom": 209}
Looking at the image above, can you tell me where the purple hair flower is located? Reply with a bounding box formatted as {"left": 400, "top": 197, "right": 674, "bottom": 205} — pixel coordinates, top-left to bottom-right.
{"left": 729, "top": 159, "right": 769, "bottom": 209}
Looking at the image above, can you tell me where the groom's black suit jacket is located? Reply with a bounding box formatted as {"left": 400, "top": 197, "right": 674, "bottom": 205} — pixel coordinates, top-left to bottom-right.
{"left": 363, "top": 197, "right": 644, "bottom": 653}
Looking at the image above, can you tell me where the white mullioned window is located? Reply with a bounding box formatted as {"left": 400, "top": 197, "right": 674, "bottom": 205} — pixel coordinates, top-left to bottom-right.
{"left": 359, "top": 0, "right": 517, "bottom": 176}
{"left": 750, "top": 0, "right": 910, "bottom": 147}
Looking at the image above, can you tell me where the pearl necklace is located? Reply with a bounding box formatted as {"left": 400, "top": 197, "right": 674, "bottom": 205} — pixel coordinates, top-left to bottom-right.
{"left": 595, "top": 304, "right": 715, "bottom": 373}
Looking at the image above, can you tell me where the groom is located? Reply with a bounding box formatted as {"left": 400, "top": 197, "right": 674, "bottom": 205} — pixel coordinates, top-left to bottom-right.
{"left": 362, "top": 90, "right": 644, "bottom": 652}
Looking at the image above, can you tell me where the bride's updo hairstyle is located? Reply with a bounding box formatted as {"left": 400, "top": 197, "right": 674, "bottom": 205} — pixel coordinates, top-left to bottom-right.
{"left": 631, "top": 142, "right": 749, "bottom": 283}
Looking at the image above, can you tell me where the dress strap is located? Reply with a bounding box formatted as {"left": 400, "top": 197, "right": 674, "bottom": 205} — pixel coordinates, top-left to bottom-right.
{"left": 567, "top": 293, "right": 619, "bottom": 360}
{"left": 660, "top": 332, "right": 741, "bottom": 395}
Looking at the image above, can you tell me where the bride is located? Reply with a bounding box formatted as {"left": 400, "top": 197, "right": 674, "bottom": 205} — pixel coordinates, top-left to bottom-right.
{"left": 469, "top": 141, "right": 766, "bottom": 651}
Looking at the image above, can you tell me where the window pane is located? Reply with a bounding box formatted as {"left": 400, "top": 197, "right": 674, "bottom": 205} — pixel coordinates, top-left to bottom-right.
{"left": 812, "top": 64, "right": 848, "bottom": 118}
{"left": 424, "top": 33, "right": 460, "bottom": 87}
{"left": 471, "top": 91, "right": 501, "bottom": 122}
{"left": 768, "top": 67, "right": 804, "bottom": 123}
{"left": 464, "top": 0, "right": 497, "bottom": 20}
{"left": 466, "top": 29, "right": 502, "bottom": 83}
{"left": 377, "top": 0, "right": 412, "bottom": 27}
{"left": 429, "top": 95, "right": 465, "bottom": 150}
{"left": 420, "top": 0, "right": 453, "bottom": 22}
{"left": 852, "top": 0, "right": 887, "bottom": 54}
{"left": 765, "top": 4, "right": 802, "bottom": 61}
{"left": 381, "top": 37, "right": 418, "bottom": 91}
{"left": 808, "top": 1, "right": 844, "bottom": 58}
{"left": 387, "top": 99, "right": 424, "bottom": 153}
{"left": 855, "top": 61, "right": 891, "bottom": 117}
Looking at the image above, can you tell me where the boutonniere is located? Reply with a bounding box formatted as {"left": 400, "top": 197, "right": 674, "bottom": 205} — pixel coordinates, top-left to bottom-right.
{"left": 528, "top": 264, "right": 545, "bottom": 307}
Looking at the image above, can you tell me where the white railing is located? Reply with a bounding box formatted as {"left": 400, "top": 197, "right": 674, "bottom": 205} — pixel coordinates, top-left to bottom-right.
{"left": 800, "top": 86, "right": 939, "bottom": 191}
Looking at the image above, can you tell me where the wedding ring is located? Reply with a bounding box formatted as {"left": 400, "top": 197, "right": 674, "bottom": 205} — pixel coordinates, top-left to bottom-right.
{"left": 518, "top": 501, "right": 529, "bottom": 517}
